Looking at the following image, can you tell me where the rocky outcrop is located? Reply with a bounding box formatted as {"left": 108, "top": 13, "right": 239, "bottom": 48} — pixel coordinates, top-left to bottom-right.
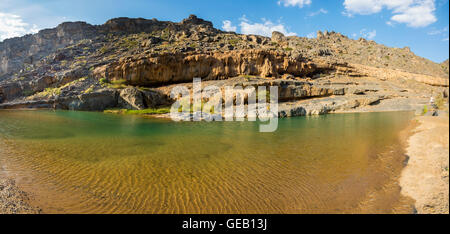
{"left": 310, "top": 30, "right": 448, "bottom": 78}
{"left": 442, "top": 59, "right": 449, "bottom": 75}
{"left": 61, "top": 89, "right": 119, "bottom": 111}
{"left": 278, "top": 95, "right": 385, "bottom": 117}
{"left": 118, "top": 87, "right": 146, "bottom": 110}
{"left": 0, "top": 86, "right": 171, "bottom": 111}
{"left": 0, "top": 22, "right": 97, "bottom": 79}
{"left": 93, "top": 50, "right": 338, "bottom": 86}
{"left": 141, "top": 89, "right": 171, "bottom": 108}
{"left": 351, "top": 63, "right": 449, "bottom": 87}
{"left": 271, "top": 31, "right": 285, "bottom": 43}
{"left": 0, "top": 15, "right": 448, "bottom": 114}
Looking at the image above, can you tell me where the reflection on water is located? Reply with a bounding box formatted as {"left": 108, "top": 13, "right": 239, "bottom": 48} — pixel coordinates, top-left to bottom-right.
{"left": 0, "top": 110, "right": 414, "bottom": 214}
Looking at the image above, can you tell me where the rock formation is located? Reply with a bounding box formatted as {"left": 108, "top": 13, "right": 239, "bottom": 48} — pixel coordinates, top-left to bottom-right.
{"left": 0, "top": 15, "right": 448, "bottom": 114}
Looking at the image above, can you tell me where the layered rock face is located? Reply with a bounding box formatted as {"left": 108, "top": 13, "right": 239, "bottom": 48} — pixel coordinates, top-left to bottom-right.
{"left": 93, "top": 50, "right": 335, "bottom": 86}
{"left": 0, "top": 22, "right": 97, "bottom": 79}
{"left": 0, "top": 15, "right": 215, "bottom": 79}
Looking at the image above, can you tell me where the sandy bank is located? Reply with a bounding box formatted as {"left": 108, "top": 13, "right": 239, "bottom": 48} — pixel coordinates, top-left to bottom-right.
{"left": 400, "top": 115, "right": 449, "bottom": 214}
{"left": 0, "top": 178, "right": 41, "bottom": 214}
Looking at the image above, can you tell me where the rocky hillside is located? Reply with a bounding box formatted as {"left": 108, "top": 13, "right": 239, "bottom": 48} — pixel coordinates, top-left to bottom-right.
{"left": 0, "top": 15, "right": 448, "bottom": 114}
{"left": 442, "top": 59, "right": 449, "bottom": 75}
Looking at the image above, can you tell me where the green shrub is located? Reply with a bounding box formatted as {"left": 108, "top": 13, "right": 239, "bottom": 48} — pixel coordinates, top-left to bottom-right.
{"left": 22, "top": 89, "right": 34, "bottom": 96}
{"left": 108, "top": 79, "right": 128, "bottom": 89}
{"left": 241, "top": 74, "right": 256, "bottom": 79}
{"left": 43, "top": 87, "right": 62, "bottom": 96}
{"left": 99, "top": 78, "right": 109, "bottom": 84}
{"left": 84, "top": 86, "right": 94, "bottom": 94}
{"left": 228, "top": 39, "right": 240, "bottom": 46}
{"left": 104, "top": 107, "right": 171, "bottom": 115}
{"left": 99, "top": 46, "right": 109, "bottom": 54}
{"left": 125, "top": 108, "right": 171, "bottom": 115}
{"left": 120, "top": 38, "right": 139, "bottom": 49}
{"left": 422, "top": 105, "right": 428, "bottom": 115}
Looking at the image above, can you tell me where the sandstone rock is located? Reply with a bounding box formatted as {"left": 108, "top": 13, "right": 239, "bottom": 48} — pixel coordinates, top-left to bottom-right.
{"left": 30, "top": 76, "right": 56, "bottom": 93}
{"left": 0, "top": 83, "right": 23, "bottom": 101}
{"left": 0, "top": 21, "right": 96, "bottom": 77}
{"left": 62, "top": 89, "right": 118, "bottom": 111}
{"left": 282, "top": 74, "right": 295, "bottom": 80}
{"left": 141, "top": 37, "right": 161, "bottom": 47}
{"left": 271, "top": 31, "right": 285, "bottom": 43}
{"left": 0, "top": 14, "right": 448, "bottom": 115}
{"left": 118, "top": 87, "right": 146, "bottom": 110}
{"left": 317, "top": 31, "right": 324, "bottom": 40}
{"left": 93, "top": 49, "right": 328, "bottom": 85}
{"left": 442, "top": 59, "right": 449, "bottom": 75}
{"left": 181, "top": 15, "right": 213, "bottom": 28}
{"left": 141, "top": 89, "right": 170, "bottom": 108}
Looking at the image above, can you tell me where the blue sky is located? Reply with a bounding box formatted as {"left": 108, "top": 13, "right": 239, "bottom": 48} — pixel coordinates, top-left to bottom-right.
{"left": 0, "top": 0, "right": 449, "bottom": 62}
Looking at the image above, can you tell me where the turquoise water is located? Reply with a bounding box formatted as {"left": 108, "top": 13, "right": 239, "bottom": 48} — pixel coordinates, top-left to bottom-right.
{"left": 0, "top": 110, "right": 414, "bottom": 213}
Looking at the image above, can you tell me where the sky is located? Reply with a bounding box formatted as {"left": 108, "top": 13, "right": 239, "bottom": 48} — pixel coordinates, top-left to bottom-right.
{"left": 0, "top": 0, "right": 449, "bottom": 62}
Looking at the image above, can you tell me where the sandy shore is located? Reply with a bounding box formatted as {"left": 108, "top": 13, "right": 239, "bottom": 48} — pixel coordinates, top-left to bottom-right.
{"left": 400, "top": 115, "right": 449, "bottom": 214}
{"left": 0, "top": 178, "right": 41, "bottom": 214}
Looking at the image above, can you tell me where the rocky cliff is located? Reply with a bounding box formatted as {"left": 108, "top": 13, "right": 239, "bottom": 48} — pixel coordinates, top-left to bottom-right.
{"left": 442, "top": 59, "right": 449, "bottom": 75}
{"left": 0, "top": 15, "right": 448, "bottom": 114}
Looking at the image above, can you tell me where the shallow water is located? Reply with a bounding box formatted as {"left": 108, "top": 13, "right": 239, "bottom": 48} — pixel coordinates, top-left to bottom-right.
{"left": 0, "top": 110, "right": 414, "bottom": 213}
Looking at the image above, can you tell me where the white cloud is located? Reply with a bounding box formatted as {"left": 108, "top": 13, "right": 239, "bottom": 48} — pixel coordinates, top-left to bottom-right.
{"left": 428, "top": 26, "right": 449, "bottom": 42}
{"left": 222, "top": 16, "right": 297, "bottom": 37}
{"left": 278, "top": 0, "right": 312, "bottom": 8}
{"left": 239, "top": 17, "right": 297, "bottom": 37}
{"left": 344, "top": 0, "right": 385, "bottom": 15}
{"left": 308, "top": 8, "right": 329, "bottom": 17}
{"left": 0, "top": 12, "right": 39, "bottom": 41}
{"left": 222, "top": 20, "right": 237, "bottom": 32}
{"left": 343, "top": 0, "right": 437, "bottom": 28}
{"left": 428, "top": 26, "right": 448, "bottom": 35}
{"left": 359, "top": 29, "right": 377, "bottom": 39}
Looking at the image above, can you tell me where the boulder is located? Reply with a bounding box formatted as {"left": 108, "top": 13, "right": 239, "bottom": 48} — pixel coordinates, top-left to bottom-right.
{"left": 30, "top": 76, "right": 56, "bottom": 93}
{"left": 281, "top": 74, "right": 295, "bottom": 80}
{"left": 118, "top": 87, "right": 146, "bottom": 110}
{"left": 316, "top": 30, "right": 325, "bottom": 40}
{"left": 141, "top": 89, "right": 170, "bottom": 108}
{"left": 181, "top": 15, "right": 213, "bottom": 28}
{"left": 61, "top": 89, "right": 118, "bottom": 111}
{"left": 271, "top": 31, "right": 285, "bottom": 43}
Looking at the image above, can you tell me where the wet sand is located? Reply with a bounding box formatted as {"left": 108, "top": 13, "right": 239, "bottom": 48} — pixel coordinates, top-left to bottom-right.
{"left": 400, "top": 116, "right": 449, "bottom": 214}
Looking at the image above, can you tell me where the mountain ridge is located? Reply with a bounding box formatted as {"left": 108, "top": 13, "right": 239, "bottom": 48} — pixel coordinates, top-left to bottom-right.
{"left": 0, "top": 15, "right": 448, "bottom": 115}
